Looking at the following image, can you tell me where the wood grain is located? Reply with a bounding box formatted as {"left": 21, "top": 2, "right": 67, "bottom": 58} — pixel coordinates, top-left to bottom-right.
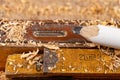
{"left": 5, "top": 48, "right": 120, "bottom": 78}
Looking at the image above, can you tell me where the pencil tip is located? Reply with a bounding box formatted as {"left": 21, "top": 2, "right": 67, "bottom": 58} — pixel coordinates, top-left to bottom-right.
{"left": 73, "top": 26, "right": 83, "bottom": 34}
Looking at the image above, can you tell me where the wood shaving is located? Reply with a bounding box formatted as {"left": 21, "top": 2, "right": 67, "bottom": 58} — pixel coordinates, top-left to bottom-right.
{"left": 48, "top": 67, "right": 54, "bottom": 71}
{"left": 96, "top": 67, "right": 102, "bottom": 72}
{"left": 40, "top": 44, "right": 60, "bottom": 50}
{"left": 33, "top": 55, "right": 42, "bottom": 61}
{"left": 20, "top": 49, "right": 44, "bottom": 68}
{"left": 0, "top": 43, "right": 6, "bottom": 46}
{"left": 17, "top": 63, "right": 23, "bottom": 68}
{"left": 115, "top": 49, "right": 120, "bottom": 56}
{"left": 28, "top": 60, "right": 36, "bottom": 65}
{"left": 99, "top": 47, "right": 114, "bottom": 56}
{"left": 61, "top": 69, "right": 66, "bottom": 72}
{"left": 21, "top": 49, "right": 39, "bottom": 61}
{"left": 71, "top": 68, "right": 75, "bottom": 71}
{"left": 26, "top": 49, "right": 39, "bottom": 61}
{"left": 84, "top": 42, "right": 97, "bottom": 47}
{"left": 62, "top": 57, "right": 66, "bottom": 61}
{"left": 13, "top": 65, "right": 17, "bottom": 71}
{"left": 99, "top": 47, "right": 120, "bottom": 72}
{"left": 112, "top": 56, "right": 120, "bottom": 68}
{"left": 97, "top": 46, "right": 118, "bottom": 72}
{"left": 21, "top": 52, "right": 33, "bottom": 59}
{"left": 14, "top": 70, "right": 19, "bottom": 74}
{"left": 84, "top": 69, "right": 88, "bottom": 72}
{"left": 27, "top": 65, "right": 31, "bottom": 69}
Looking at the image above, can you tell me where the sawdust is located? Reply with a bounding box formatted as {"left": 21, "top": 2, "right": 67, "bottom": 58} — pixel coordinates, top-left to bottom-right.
{"left": 6, "top": 25, "right": 26, "bottom": 42}
{"left": 100, "top": 55, "right": 120, "bottom": 72}
{"left": 21, "top": 49, "right": 41, "bottom": 66}
{"left": 0, "top": 0, "right": 120, "bottom": 20}
{"left": 98, "top": 46, "right": 120, "bottom": 72}
{"left": 0, "top": 19, "right": 31, "bottom": 42}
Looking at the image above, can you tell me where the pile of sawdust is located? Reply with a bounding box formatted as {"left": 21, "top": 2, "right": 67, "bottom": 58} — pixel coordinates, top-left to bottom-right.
{"left": 98, "top": 46, "right": 120, "bottom": 72}
{"left": 0, "top": 0, "right": 120, "bottom": 20}
{"left": 0, "top": 20, "right": 32, "bottom": 42}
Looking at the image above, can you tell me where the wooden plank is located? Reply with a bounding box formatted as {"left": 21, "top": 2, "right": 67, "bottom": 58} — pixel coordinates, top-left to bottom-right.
{"left": 5, "top": 48, "right": 120, "bottom": 78}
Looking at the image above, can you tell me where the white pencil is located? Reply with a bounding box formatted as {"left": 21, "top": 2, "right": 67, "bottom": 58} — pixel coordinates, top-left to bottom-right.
{"left": 79, "top": 25, "right": 120, "bottom": 49}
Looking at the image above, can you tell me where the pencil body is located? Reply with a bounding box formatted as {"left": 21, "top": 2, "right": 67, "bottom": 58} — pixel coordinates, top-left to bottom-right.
{"left": 80, "top": 25, "right": 120, "bottom": 49}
